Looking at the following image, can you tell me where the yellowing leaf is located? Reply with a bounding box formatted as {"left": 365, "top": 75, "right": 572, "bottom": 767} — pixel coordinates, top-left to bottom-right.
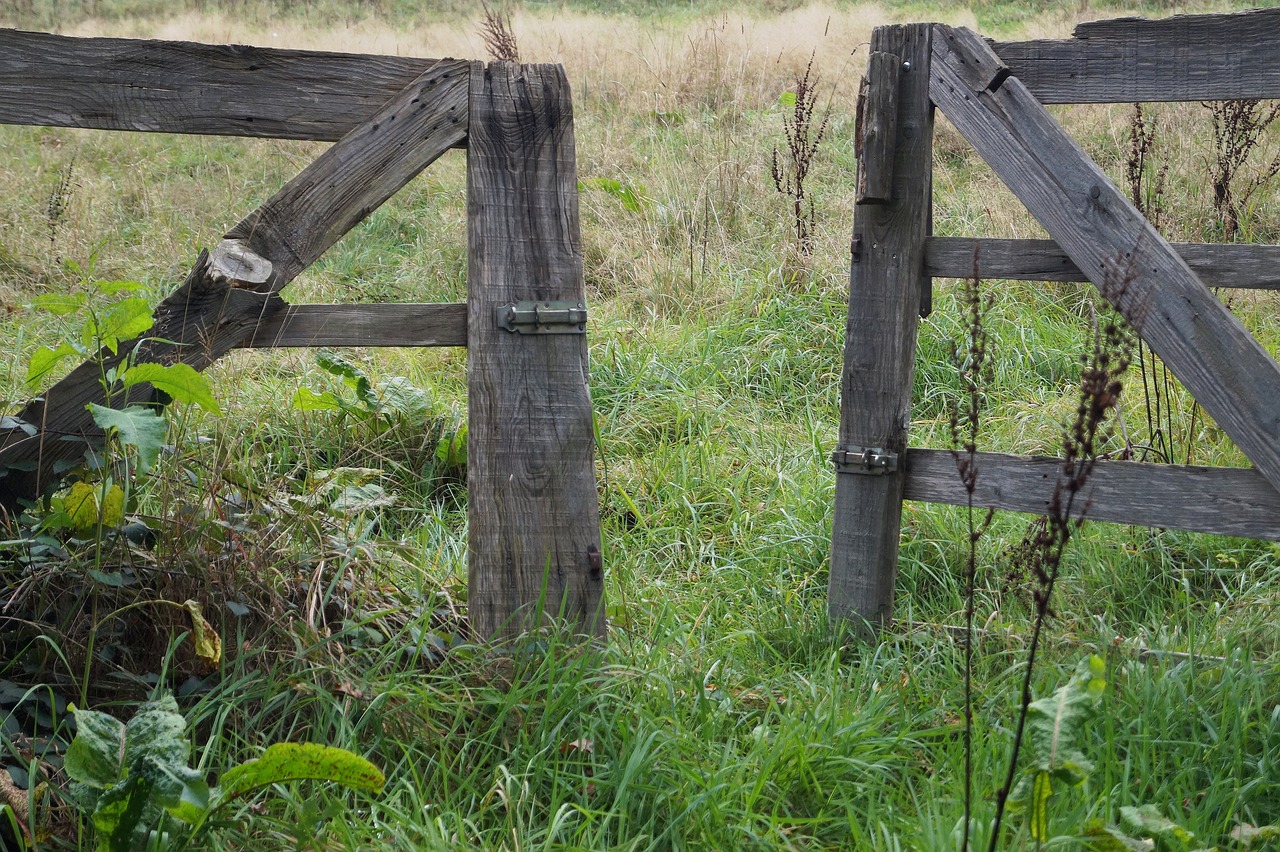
{"left": 65, "top": 481, "right": 99, "bottom": 536}
{"left": 218, "top": 742, "right": 385, "bottom": 800}
{"left": 100, "top": 483, "right": 125, "bottom": 529}
{"left": 185, "top": 600, "right": 222, "bottom": 667}
{"left": 1029, "top": 770, "right": 1052, "bottom": 841}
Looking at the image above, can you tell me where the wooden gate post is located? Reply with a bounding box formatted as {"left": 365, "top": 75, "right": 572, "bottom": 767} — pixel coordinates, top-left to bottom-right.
{"left": 465, "top": 62, "right": 605, "bottom": 643}
{"left": 829, "top": 24, "right": 933, "bottom": 635}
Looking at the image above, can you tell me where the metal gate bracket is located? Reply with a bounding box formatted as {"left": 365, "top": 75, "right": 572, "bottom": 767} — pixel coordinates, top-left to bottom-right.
{"left": 832, "top": 445, "right": 898, "bottom": 475}
{"left": 495, "top": 300, "right": 587, "bottom": 334}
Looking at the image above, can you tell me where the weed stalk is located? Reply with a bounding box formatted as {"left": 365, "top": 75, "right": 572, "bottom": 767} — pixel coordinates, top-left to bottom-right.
{"left": 479, "top": 3, "right": 520, "bottom": 64}
{"left": 987, "top": 294, "right": 1134, "bottom": 850}
{"left": 949, "top": 250, "right": 996, "bottom": 851}
{"left": 771, "top": 54, "right": 830, "bottom": 263}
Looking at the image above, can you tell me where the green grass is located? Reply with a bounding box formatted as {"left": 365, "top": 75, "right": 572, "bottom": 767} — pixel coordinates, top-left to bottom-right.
{"left": 2, "top": 2, "right": 1280, "bottom": 850}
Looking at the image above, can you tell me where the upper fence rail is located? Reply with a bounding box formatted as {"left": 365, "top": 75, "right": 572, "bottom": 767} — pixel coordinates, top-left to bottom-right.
{"left": 992, "top": 8, "right": 1280, "bottom": 103}
{"left": 3, "top": 9, "right": 1277, "bottom": 147}
{"left": 0, "top": 28, "right": 469, "bottom": 142}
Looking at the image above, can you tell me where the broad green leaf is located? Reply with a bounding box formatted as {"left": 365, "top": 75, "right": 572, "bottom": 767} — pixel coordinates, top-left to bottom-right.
{"left": 316, "top": 351, "right": 375, "bottom": 407}
{"left": 329, "top": 483, "right": 395, "bottom": 514}
{"left": 217, "top": 743, "right": 385, "bottom": 801}
{"left": 92, "top": 769, "right": 153, "bottom": 852}
{"left": 64, "top": 708, "right": 126, "bottom": 789}
{"left": 581, "top": 177, "right": 647, "bottom": 213}
{"left": 436, "top": 423, "right": 468, "bottom": 469}
{"left": 122, "top": 696, "right": 188, "bottom": 770}
{"left": 83, "top": 298, "right": 154, "bottom": 354}
{"left": 1008, "top": 656, "right": 1107, "bottom": 836}
{"left": 0, "top": 415, "right": 36, "bottom": 436}
{"left": 184, "top": 600, "right": 222, "bottom": 667}
{"left": 64, "top": 481, "right": 100, "bottom": 536}
{"left": 88, "top": 405, "right": 167, "bottom": 473}
{"left": 26, "top": 342, "right": 82, "bottom": 387}
{"left": 1119, "top": 805, "right": 1199, "bottom": 851}
{"left": 29, "top": 292, "right": 87, "bottom": 314}
{"left": 779, "top": 90, "right": 798, "bottom": 106}
{"left": 1082, "top": 820, "right": 1155, "bottom": 851}
{"left": 150, "top": 761, "right": 209, "bottom": 825}
{"left": 94, "top": 280, "right": 143, "bottom": 296}
{"left": 375, "top": 376, "right": 431, "bottom": 416}
{"left": 122, "top": 362, "right": 222, "bottom": 414}
{"left": 292, "top": 387, "right": 346, "bottom": 412}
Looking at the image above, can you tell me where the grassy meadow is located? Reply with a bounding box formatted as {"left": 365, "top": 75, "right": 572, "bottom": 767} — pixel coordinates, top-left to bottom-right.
{"left": 2, "top": 1, "right": 1280, "bottom": 849}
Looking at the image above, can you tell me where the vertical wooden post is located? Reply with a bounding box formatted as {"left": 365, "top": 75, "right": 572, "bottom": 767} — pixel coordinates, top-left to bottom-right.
{"left": 465, "top": 62, "right": 605, "bottom": 642}
{"left": 829, "top": 25, "right": 933, "bottom": 635}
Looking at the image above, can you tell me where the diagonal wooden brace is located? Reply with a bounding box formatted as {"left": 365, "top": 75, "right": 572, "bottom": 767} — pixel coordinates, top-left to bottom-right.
{"left": 0, "top": 59, "right": 470, "bottom": 509}
{"left": 929, "top": 24, "right": 1280, "bottom": 498}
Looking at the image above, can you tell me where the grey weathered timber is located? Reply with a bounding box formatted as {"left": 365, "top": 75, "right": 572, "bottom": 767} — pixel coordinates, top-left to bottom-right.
{"left": 830, "top": 24, "right": 933, "bottom": 635}
{"left": 0, "top": 60, "right": 468, "bottom": 508}
{"left": 925, "top": 237, "right": 1280, "bottom": 290}
{"left": 0, "top": 29, "right": 469, "bottom": 143}
{"left": 931, "top": 25, "right": 1280, "bottom": 500}
{"left": 466, "top": 62, "right": 604, "bottom": 642}
{"left": 236, "top": 303, "right": 467, "bottom": 348}
{"left": 903, "top": 449, "right": 1280, "bottom": 542}
{"left": 856, "top": 51, "right": 901, "bottom": 205}
{"left": 994, "top": 8, "right": 1280, "bottom": 103}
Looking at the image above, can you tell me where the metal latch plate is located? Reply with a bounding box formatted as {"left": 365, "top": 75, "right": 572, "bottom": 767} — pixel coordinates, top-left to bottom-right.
{"left": 495, "top": 300, "right": 587, "bottom": 335}
{"left": 831, "top": 445, "right": 898, "bottom": 475}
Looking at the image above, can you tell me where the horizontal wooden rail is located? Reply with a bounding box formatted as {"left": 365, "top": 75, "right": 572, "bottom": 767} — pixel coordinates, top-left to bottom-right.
{"left": 0, "top": 29, "right": 469, "bottom": 142}
{"left": 235, "top": 303, "right": 467, "bottom": 348}
{"left": 925, "top": 238, "right": 1280, "bottom": 289}
{"left": 903, "top": 449, "right": 1280, "bottom": 542}
{"left": 994, "top": 8, "right": 1280, "bottom": 103}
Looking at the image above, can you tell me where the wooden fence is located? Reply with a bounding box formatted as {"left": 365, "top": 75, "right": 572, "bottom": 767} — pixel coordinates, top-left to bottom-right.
{"left": 0, "top": 30, "right": 604, "bottom": 642}
{"left": 832, "top": 9, "right": 1280, "bottom": 631}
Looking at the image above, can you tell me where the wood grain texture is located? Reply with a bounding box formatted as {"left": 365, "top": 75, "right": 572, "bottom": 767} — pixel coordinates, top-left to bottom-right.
{"left": 925, "top": 237, "right": 1280, "bottom": 290}
{"left": 903, "top": 449, "right": 1280, "bottom": 541}
{"left": 236, "top": 303, "right": 467, "bottom": 348}
{"left": 931, "top": 25, "right": 1280, "bottom": 500}
{"left": 466, "top": 62, "right": 604, "bottom": 642}
{"left": 0, "top": 61, "right": 468, "bottom": 508}
{"left": 0, "top": 28, "right": 469, "bottom": 142}
{"left": 856, "top": 51, "right": 900, "bottom": 205}
{"left": 993, "top": 8, "right": 1280, "bottom": 103}
{"left": 830, "top": 25, "right": 933, "bottom": 634}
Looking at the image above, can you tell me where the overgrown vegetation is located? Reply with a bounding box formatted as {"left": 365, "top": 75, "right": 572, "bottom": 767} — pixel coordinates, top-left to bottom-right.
{"left": 1, "top": 2, "right": 1279, "bottom": 849}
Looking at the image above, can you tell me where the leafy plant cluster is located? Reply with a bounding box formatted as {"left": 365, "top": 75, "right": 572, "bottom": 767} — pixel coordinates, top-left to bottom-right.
{"left": 55, "top": 694, "right": 382, "bottom": 851}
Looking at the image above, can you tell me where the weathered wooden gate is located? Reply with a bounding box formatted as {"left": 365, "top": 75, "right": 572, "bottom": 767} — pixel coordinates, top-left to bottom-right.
{"left": 832, "top": 9, "right": 1280, "bottom": 630}
{"left": 0, "top": 31, "right": 604, "bottom": 642}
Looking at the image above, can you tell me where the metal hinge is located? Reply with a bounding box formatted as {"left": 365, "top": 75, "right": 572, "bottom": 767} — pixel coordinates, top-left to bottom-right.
{"left": 495, "top": 300, "right": 587, "bottom": 335}
{"left": 831, "top": 445, "right": 898, "bottom": 476}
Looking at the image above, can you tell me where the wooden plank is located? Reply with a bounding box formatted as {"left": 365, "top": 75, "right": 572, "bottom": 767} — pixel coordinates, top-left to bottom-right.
{"left": 903, "top": 449, "right": 1280, "bottom": 542}
{"left": 466, "top": 62, "right": 604, "bottom": 642}
{"left": 0, "top": 60, "right": 469, "bottom": 508}
{"left": 931, "top": 25, "right": 1280, "bottom": 500}
{"left": 829, "top": 24, "right": 933, "bottom": 635}
{"left": 994, "top": 8, "right": 1280, "bottom": 103}
{"left": 925, "top": 237, "right": 1280, "bottom": 290}
{"left": 0, "top": 28, "right": 469, "bottom": 142}
{"left": 235, "top": 303, "right": 467, "bottom": 348}
{"left": 856, "top": 51, "right": 901, "bottom": 205}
